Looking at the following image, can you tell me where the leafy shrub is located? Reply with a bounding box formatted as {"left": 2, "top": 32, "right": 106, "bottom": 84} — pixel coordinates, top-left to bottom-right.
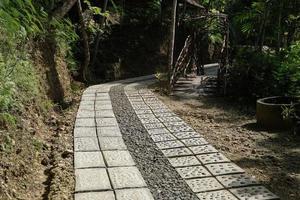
{"left": 0, "top": 0, "right": 46, "bottom": 114}
{"left": 227, "top": 47, "right": 280, "bottom": 99}
{"left": 0, "top": 134, "right": 15, "bottom": 152}
{"left": 0, "top": 0, "right": 79, "bottom": 116}
{"left": 274, "top": 41, "right": 300, "bottom": 96}
{"left": 0, "top": 113, "right": 16, "bottom": 129}
{"left": 227, "top": 41, "right": 300, "bottom": 102}
{"left": 50, "top": 18, "right": 79, "bottom": 71}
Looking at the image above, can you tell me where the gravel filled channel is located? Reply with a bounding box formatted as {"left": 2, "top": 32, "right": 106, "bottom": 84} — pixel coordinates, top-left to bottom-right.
{"left": 109, "top": 85, "right": 198, "bottom": 200}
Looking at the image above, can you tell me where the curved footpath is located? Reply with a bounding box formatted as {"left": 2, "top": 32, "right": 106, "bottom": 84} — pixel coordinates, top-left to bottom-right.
{"left": 73, "top": 76, "right": 279, "bottom": 200}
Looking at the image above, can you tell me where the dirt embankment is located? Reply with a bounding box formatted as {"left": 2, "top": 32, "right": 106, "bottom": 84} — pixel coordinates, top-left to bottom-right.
{"left": 0, "top": 41, "right": 83, "bottom": 200}
{"left": 156, "top": 93, "right": 300, "bottom": 200}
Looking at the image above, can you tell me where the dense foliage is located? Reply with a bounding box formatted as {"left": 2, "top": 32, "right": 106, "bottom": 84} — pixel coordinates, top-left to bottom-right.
{"left": 0, "top": 0, "right": 78, "bottom": 126}
{"left": 275, "top": 41, "right": 300, "bottom": 96}
{"left": 224, "top": 0, "right": 300, "bottom": 98}
{"left": 0, "top": 0, "right": 299, "bottom": 125}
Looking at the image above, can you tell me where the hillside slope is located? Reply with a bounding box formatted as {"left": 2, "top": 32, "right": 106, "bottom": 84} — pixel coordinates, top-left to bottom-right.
{"left": 0, "top": 40, "right": 82, "bottom": 199}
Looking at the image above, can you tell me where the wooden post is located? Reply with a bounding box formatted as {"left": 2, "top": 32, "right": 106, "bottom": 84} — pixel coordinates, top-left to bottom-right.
{"left": 168, "top": 0, "right": 177, "bottom": 91}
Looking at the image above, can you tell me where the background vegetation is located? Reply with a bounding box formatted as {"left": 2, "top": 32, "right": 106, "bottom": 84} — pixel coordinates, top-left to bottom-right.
{"left": 226, "top": 0, "right": 299, "bottom": 99}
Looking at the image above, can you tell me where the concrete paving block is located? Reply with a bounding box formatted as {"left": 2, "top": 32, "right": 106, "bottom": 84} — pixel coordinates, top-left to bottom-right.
{"left": 108, "top": 167, "right": 147, "bottom": 189}
{"left": 156, "top": 140, "right": 185, "bottom": 150}
{"left": 75, "top": 151, "right": 105, "bottom": 169}
{"left": 74, "top": 127, "right": 97, "bottom": 138}
{"left": 197, "top": 190, "right": 238, "bottom": 200}
{"left": 126, "top": 94, "right": 140, "bottom": 97}
{"left": 147, "top": 128, "right": 170, "bottom": 135}
{"left": 96, "top": 110, "right": 115, "bottom": 118}
{"left": 186, "top": 177, "right": 224, "bottom": 193}
{"left": 140, "top": 118, "right": 161, "bottom": 124}
{"left": 99, "top": 137, "right": 127, "bottom": 150}
{"left": 164, "top": 121, "right": 188, "bottom": 127}
{"left": 74, "top": 137, "right": 99, "bottom": 151}
{"left": 143, "top": 123, "right": 165, "bottom": 130}
{"left": 75, "top": 191, "right": 115, "bottom": 200}
{"left": 96, "top": 93, "right": 110, "bottom": 97}
{"left": 116, "top": 188, "right": 154, "bottom": 200}
{"left": 95, "top": 100, "right": 111, "bottom": 105}
{"left": 154, "top": 112, "right": 176, "bottom": 118}
{"left": 81, "top": 93, "right": 95, "bottom": 97}
{"left": 181, "top": 138, "right": 209, "bottom": 147}
{"left": 95, "top": 104, "right": 113, "bottom": 110}
{"left": 96, "top": 118, "right": 118, "bottom": 127}
{"left": 173, "top": 131, "right": 201, "bottom": 139}
{"left": 134, "top": 109, "right": 153, "bottom": 114}
{"left": 162, "top": 147, "right": 193, "bottom": 157}
{"left": 189, "top": 145, "right": 218, "bottom": 155}
{"left": 76, "top": 110, "right": 95, "bottom": 118}
{"left": 96, "top": 96, "right": 111, "bottom": 101}
{"left": 197, "top": 153, "right": 230, "bottom": 164}
{"left": 78, "top": 104, "right": 94, "bottom": 111}
{"left": 97, "top": 126, "right": 122, "bottom": 137}
{"left": 168, "top": 156, "right": 200, "bottom": 167}
{"left": 80, "top": 97, "right": 95, "bottom": 102}
{"left": 81, "top": 94, "right": 95, "bottom": 98}
{"left": 139, "top": 89, "right": 152, "bottom": 94}
{"left": 137, "top": 114, "right": 156, "bottom": 119}
{"left": 80, "top": 101, "right": 95, "bottom": 106}
{"left": 126, "top": 92, "right": 140, "bottom": 96}
{"left": 176, "top": 166, "right": 211, "bottom": 179}
{"left": 167, "top": 125, "right": 194, "bottom": 133}
{"left": 230, "top": 186, "right": 279, "bottom": 200}
{"left": 75, "top": 118, "right": 95, "bottom": 127}
{"left": 150, "top": 133, "right": 176, "bottom": 142}
{"left": 206, "top": 163, "right": 245, "bottom": 176}
{"left": 143, "top": 97, "right": 158, "bottom": 101}
{"left": 82, "top": 92, "right": 96, "bottom": 97}
{"left": 158, "top": 116, "right": 182, "bottom": 123}
{"left": 83, "top": 93, "right": 96, "bottom": 97}
{"left": 216, "top": 174, "right": 258, "bottom": 188}
{"left": 129, "top": 100, "right": 145, "bottom": 104}
{"left": 151, "top": 109, "right": 171, "bottom": 113}
{"left": 132, "top": 105, "right": 150, "bottom": 110}
{"left": 103, "top": 150, "right": 135, "bottom": 167}
{"left": 147, "top": 102, "right": 165, "bottom": 107}
{"left": 75, "top": 168, "right": 111, "bottom": 192}
{"left": 148, "top": 105, "right": 169, "bottom": 110}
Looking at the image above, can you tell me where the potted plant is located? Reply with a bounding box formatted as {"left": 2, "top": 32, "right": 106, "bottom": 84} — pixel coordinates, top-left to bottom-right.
{"left": 256, "top": 96, "right": 300, "bottom": 130}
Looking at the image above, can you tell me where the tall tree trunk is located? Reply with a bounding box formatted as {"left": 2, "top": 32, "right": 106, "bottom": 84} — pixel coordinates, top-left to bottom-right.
{"left": 77, "top": 0, "right": 90, "bottom": 82}
{"left": 277, "top": 0, "right": 284, "bottom": 53}
{"left": 52, "top": 0, "right": 77, "bottom": 19}
{"left": 259, "top": 8, "right": 269, "bottom": 51}
{"left": 255, "top": 2, "right": 269, "bottom": 51}
{"left": 91, "top": 0, "right": 109, "bottom": 68}
{"left": 168, "top": 0, "right": 177, "bottom": 90}
{"left": 255, "top": 2, "right": 268, "bottom": 50}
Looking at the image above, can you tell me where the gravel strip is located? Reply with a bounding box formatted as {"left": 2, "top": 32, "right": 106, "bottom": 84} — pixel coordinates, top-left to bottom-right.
{"left": 109, "top": 85, "right": 199, "bottom": 200}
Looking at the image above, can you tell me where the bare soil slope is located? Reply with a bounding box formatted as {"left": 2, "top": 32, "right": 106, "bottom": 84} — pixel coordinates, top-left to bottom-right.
{"left": 0, "top": 41, "right": 82, "bottom": 199}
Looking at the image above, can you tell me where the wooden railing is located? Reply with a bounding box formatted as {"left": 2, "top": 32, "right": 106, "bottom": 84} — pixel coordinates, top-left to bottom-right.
{"left": 170, "top": 35, "right": 193, "bottom": 89}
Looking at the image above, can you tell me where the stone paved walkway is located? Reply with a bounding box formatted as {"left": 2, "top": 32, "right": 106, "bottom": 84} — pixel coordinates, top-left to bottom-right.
{"left": 74, "top": 76, "right": 155, "bottom": 200}
{"left": 74, "top": 76, "right": 279, "bottom": 200}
